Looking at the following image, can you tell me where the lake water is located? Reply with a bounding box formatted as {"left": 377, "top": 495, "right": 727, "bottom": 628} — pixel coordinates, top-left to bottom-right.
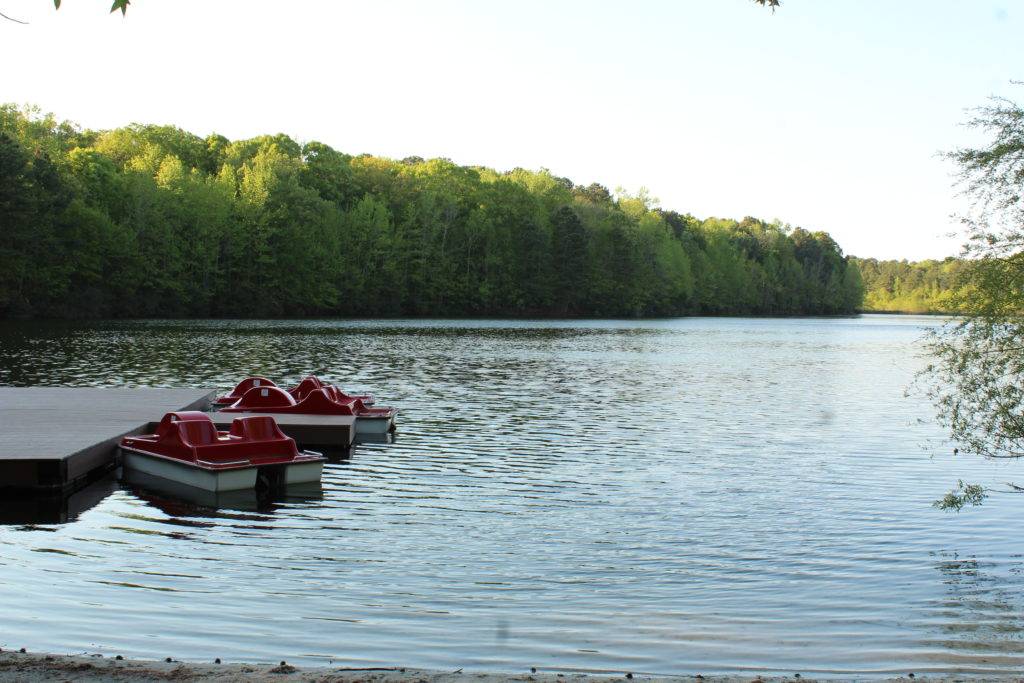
{"left": 0, "top": 315, "right": 1022, "bottom": 676}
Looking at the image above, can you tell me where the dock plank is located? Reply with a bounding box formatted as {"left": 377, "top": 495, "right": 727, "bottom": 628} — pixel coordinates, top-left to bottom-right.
{"left": 0, "top": 387, "right": 214, "bottom": 490}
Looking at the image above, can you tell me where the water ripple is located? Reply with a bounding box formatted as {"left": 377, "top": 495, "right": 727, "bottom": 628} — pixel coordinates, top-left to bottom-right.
{"left": 0, "top": 315, "right": 1022, "bottom": 675}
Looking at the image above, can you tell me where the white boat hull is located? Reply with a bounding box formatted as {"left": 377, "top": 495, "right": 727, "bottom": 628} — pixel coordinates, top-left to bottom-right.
{"left": 355, "top": 415, "right": 395, "bottom": 436}
{"left": 284, "top": 460, "right": 324, "bottom": 485}
{"left": 124, "top": 470, "right": 324, "bottom": 511}
{"left": 122, "top": 450, "right": 256, "bottom": 492}
{"left": 121, "top": 449, "right": 324, "bottom": 492}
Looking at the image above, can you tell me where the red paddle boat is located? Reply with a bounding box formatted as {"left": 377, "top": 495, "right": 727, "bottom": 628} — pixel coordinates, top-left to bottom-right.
{"left": 213, "top": 376, "right": 375, "bottom": 407}
{"left": 288, "top": 375, "right": 375, "bottom": 405}
{"left": 120, "top": 412, "right": 325, "bottom": 492}
{"left": 220, "top": 386, "right": 397, "bottom": 436}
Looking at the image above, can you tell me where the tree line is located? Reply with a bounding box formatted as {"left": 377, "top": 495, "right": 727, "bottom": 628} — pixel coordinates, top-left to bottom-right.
{"left": 1, "top": 104, "right": 864, "bottom": 319}
{"left": 852, "top": 257, "right": 968, "bottom": 314}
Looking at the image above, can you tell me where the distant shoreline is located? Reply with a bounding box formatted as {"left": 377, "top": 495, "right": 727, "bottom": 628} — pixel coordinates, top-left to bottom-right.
{"left": 0, "top": 311, "right": 944, "bottom": 324}
{"left": 1, "top": 651, "right": 1018, "bottom": 683}
{"left": 859, "top": 309, "right": 957, "bottom": 316}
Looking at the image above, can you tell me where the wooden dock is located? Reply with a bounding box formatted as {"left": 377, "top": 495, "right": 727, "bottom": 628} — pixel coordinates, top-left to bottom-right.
{"left": 0, "top": 387, "right": 214, "bottom": 491}
{"left": 0, "top": 387, "right": 358, "bottom": 493}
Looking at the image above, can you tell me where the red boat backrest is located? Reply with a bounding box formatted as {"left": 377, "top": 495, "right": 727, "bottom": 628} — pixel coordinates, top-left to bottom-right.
{"left": 155, "top": 411, "right": 215, "bottom": 439}
{"left": 229, "top": 416, "right": 287, "bottom": 442}
{"left": 288, "top": 376, "right": 324, "bottom": 401}
{"left": 294, "top": 387, "right": 356, "bottom": 415}
{"left": 177, "top": 419, "right": 220, "bottom": 447}
{"left": 229, "top": 376, "right": 276, "bottom": 397}
{"left": 235, "top": 386, "right": 297, "bottom": 409}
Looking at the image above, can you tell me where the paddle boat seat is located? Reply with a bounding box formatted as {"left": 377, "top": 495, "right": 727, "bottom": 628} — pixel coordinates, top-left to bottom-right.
{"left": 216, "top": 375, "right": 375, "bottom": 407}
{"left": 229, "top": 414, "right": 289, "bottom": 442}
{"left": 213, "top": 377, "right": 277, "bottom": 406}
{"left": 288, "top": 375, "right": 375, "bottom": 405}
{"left": 178, "top": 419, "right": 220, "bottom": 447}
{"left": 222, "top": 386, "right": 395, "bottom": 420}
{"left": 127, "top": 412, "right": 303, "bottom": 463}
{"left": 288, "top": 376, "right": 325, "bottom": 401}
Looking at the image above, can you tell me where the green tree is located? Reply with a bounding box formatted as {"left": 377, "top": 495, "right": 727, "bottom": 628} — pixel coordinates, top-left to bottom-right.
{"left": 550, "top": 206, "right": 590, "bottom": 315}
{"left": 853, "top": 257, "right": 966, "bottom": 313}
{"left": 0, "top": 134, "right": 71, "bottom": 314}
{"left": 920, "top": 89, "right": 1024, "bottom": 509}
{"left": 0, "top": 104, "right": 862, "bottom": 322}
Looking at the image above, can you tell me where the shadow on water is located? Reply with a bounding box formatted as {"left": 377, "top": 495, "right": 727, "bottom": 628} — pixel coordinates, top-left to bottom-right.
{"left": 0, "top": 471, "right": 327, "bottom": 526}
{"left": 353, "top": 432, "right": 395, "bottom": 446}
{"left": 0, "top": 474, "right": 119, "bottom": 525}
{"left": 123, "top": 471, "right": 324, "bottom": 519}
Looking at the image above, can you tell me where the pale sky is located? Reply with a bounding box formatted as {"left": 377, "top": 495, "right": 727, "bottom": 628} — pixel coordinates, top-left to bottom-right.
{"left": 2, "top": 0, "right": 1022, "bottom": 260}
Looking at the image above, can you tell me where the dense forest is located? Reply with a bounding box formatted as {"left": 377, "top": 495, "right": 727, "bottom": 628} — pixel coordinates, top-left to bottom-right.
{"left": 1, "top": 105, "right": 864, "bottom": 319}
{"left": 853, "top": 257, "right": 966, "bottom": 313}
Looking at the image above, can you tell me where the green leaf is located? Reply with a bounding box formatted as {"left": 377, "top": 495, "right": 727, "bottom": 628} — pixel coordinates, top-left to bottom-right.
{"left": 54, "top": 0, "right": 61, "bottom": 9}
{"left": 933, "top": 480, "right": 987, "bottom": 512}
{"left": 110, "top": 0, "right": 129, "bottom": 15}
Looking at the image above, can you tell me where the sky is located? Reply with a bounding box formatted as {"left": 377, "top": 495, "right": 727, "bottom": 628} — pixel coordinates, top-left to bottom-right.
{"left": 2, "top": 0, "right": 1022, "bottom": 260}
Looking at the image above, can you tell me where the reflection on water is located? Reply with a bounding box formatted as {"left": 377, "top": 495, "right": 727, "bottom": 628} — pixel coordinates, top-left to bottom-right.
{"left": 926, "top": 553, "right": 1024, "bottom": 660}
{"left": 0, "top": 476, "right": 119, "bottom": 526}
{"left": 1, "top": 315, "right": 1024, "bottom": 675}
{"left": 122, "top": 471, "right": 325, "bottom": 518}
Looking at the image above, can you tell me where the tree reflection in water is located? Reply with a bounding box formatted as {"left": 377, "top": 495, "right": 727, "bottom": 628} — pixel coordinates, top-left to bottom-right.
{"left": 929, "top": 552, "right": 1024, "bottom": 664}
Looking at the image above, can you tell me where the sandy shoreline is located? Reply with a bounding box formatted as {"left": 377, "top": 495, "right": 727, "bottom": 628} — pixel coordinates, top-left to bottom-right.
{"left": 1, "top": 651, "right": 1020, "bottom": 683}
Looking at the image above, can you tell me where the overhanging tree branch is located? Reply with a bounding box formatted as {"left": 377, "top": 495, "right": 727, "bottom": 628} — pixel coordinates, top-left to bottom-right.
{"left": 0, "top": 9, "right": 28, "bottom": 23}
